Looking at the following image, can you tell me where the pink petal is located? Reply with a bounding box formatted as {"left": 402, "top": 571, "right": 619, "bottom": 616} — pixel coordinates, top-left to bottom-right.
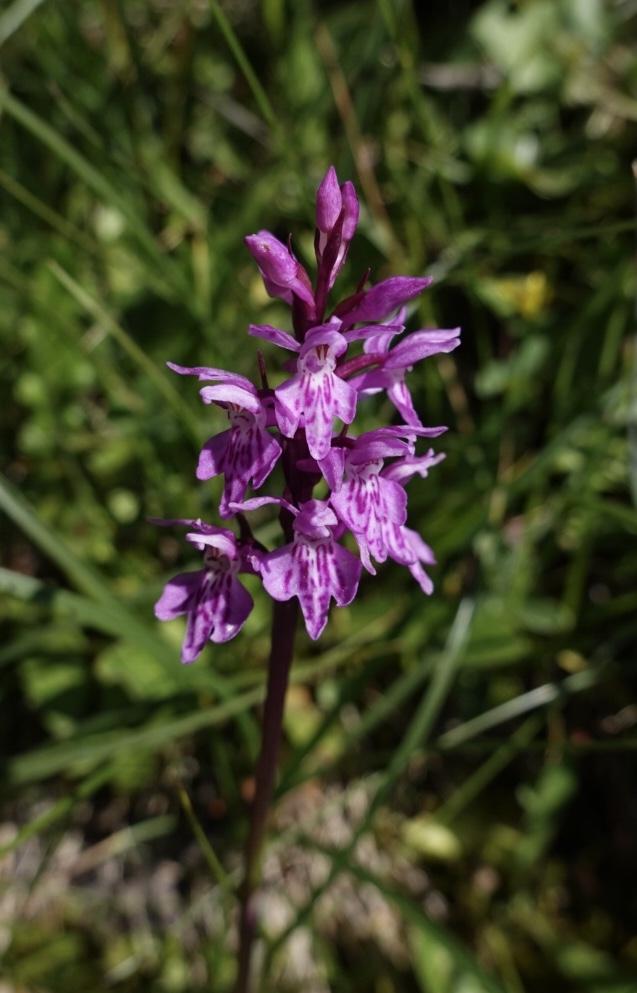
{"left": 384, "top": 328, "right": 461, "bottom": 369}
{"left": 251, "top": 430, "right": 283, "bottom": 488}
{"left": 196, "top": 431, "right": 231, "bottom": 480}
{"left": 249, "top": 324, "right": 300, "bottom": 352}
{"left": 301, "top": 325, "right": 348, "bottom": 358}
{"left": 341, "top": 276, "right": 432, "bottom": 325}
{"left": 318, "top": 446, "right": 346, "bottom": 490}
{"left": 210, "top": 578, "right": 253, "bottom": 643}
{"left": 331, "top": 373, "right": 357, "bottom": 425}
{"left": 154, "top": 571, "right": 203, "bottom": 621}
{"left": 274, "top": 377, "right": 305, "bottom": 438}
{"left": 387, "top": 379, "right": 423, "bottom": 427}
{"left": 182, "top": 581, "right": 215, "bottom": 663}
{"left": 228, "top": 495, "right": 297, "bottom": 516}
{"left": 328, "top": 541, "right": 362, "bottom": 607}
{"left": 167, "top": 362, "right": 254, "bottom": 391}
{"left": 199, "top": 384, "right": 261, "bottom": 412}
{"left": 261, "top": 545, "right": 297, "bottom": 602}
{"left": 316, "top": 166, "right": 342, "bottom": 232}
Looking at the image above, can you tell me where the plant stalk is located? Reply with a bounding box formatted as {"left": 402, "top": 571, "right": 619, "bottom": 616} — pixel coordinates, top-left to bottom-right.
{"left": 234, "top": 597, "right": 299, "bottom": 993}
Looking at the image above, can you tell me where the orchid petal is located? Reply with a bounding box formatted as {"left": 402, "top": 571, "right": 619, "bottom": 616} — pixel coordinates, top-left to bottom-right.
{"left": 154, "top": 571, "right": 202, "bottom": 621}
{"left": 199, "top": 384, "right": 261, "bottom": 412}
{"left": 196, "top": 431, "right": 231, "bottom": 481}
{"left": 340, "top": 276, "right": 432, "bottom": 325}
{"left": 249, "top": 324, "right": 300, "bottom": 352}
{"left": 167, "top": 362, "right": 254, "bottom": 391}
{"left": 384, "top": 328, "right": 461, "bottom": 369}
{"left": 316, "top": 166, "right": 342, "bottom": 232}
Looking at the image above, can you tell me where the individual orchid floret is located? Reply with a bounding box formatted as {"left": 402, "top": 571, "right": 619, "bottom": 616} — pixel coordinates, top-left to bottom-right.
{"left": 356, "top": 327, "right": 462, "bottom": 426}
{"left": 274, "top": 324, "right": 357, "bottom": 461}
{"left": 337, "top": 276, "right": 432, "bottom": 328}
{"left": 244, "top": 230, "right": 315, "bottom": 314}
{"left": 239, "top": 498, "right": 361, "bottom": 641}
{"left": 153, "top": 519, "right": 259, "bottom": 663}
{"left": 315, "top": 167, "right": 360, "bottom": 303}
{"left": 329, "top": 429, "right": 447, "bottom": 575}
{"left": 167, "top": 362, "right": 281, "bottom": 516}
{"left": 328, "top": 432, "right": 409, "bottom": 573}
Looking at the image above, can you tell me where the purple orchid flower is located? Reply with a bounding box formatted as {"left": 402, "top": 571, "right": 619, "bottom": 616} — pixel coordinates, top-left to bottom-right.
{"left": 155, "top": 164, "right": 461, "bottom": 653}
{"left": 327, "top": 428, "right": 446, "bottom": 574}
{"left": 153, "top": 519, "right": 259, "bottom": 663}
{"left": 315, "top": 166, "right": 360, "bottom": 298}
{"left": 244, "top": 230, "right": 315, "bottom": 315}
{"left": 273, "top": 324, "right": 357, "bottom": 461}
{"left": 167, "top": 362, "right": 281, "bottom": 516}
{"left": 233, "top": 498, "right": 361, "bottom": 641}
{"left": 356, "top": 327, "right": 461, "bottom": 425}
{"left": 337, "top": 276, "right": 432, "bottom": 328}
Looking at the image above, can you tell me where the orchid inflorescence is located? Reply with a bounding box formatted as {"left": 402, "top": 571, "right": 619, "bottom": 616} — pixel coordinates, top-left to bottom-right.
{"left": 153, "top": 166, "right": 461, "bottom": 661}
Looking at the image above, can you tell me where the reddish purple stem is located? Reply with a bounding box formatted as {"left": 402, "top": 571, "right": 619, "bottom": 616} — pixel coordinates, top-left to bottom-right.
{"left": 234, "top": 597, "right": 299, "bottom": 993}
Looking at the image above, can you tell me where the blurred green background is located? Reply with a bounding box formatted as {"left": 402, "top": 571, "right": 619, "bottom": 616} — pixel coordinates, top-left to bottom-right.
{"left": 1, "top": 0, "right": 636, "bottom": 990}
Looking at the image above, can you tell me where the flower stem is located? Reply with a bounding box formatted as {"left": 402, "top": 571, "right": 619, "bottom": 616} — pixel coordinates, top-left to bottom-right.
{"left": 234, "top": 597, "right": 299, "bottom": 993}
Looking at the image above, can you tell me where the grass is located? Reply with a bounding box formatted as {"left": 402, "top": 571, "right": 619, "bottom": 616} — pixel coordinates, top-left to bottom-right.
{"left": 1, "top": 0, "right": 636, "bottom": 990}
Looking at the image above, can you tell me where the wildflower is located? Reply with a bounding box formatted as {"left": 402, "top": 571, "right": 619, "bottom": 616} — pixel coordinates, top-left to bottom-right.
{"left": 166, "top": 363, "right": 281, "bottom": 515}
{"left": 273, "top": 325, "right": 357, "bottom": 461}
{"left": 234, "top": 498, "right": 362, "bottom": 640}
{"left": 337, "top": 276, "right": 433, "bottom": 327}
{"left": 329, "top": 430, "right": 446, "bottom": 573}
{"left": 156, "top": 164, "right": 461, "bottom": 651}
{"left": 315, "top": 166, "right": 360, "bottom": 304}
{"left": 153, "top": 519, "right": 259, "bottom": 662}
{"left": 244, "top": 231, "right": 315, "bottom": 314}
{"left": 355, "top": 327, "right": 461, "bottom": 425}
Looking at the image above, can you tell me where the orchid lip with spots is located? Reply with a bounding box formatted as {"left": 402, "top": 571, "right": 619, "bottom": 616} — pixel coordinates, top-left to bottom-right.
{"left": 153, "top": 165, "right": 461, "bottom": 660}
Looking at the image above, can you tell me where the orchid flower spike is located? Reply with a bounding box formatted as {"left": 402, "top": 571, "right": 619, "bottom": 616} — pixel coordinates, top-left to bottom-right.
{"left": 154, "top": 165, "right": 461, "bottom": 660}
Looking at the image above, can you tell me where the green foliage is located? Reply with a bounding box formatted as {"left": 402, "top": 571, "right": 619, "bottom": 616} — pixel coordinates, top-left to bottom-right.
{"left": 1, "top": 0, "right": 636, "bottom": 990}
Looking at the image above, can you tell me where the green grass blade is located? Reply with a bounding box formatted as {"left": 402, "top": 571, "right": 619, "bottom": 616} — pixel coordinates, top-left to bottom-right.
{"left": 0, "top": 84, "right": 188, "bottom": 298}
{"left": 208, "top": 0, "right": 277, "bottom": 129}
{"left": 0, "top": 472, "right": 117, "bottom": 606}
{"left": 0, "top": 167, "right": 96, "bottom": 252}
{"left": 264, "top": 599, "right": 475, "bottom": 975}
{"left": 0, "top": 0, "right": 45, "bottom": 47}
{"left": 48, "top": 261, "right": 201, "bottom": 445}
{"left": 437, "top": 668, "right": 601, "bottom": 751}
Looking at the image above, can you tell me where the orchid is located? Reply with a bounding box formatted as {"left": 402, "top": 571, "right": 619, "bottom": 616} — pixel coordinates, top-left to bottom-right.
{"left": 153, "top": 519, "right": 260, "bottom": 663}
{"left": 151, "top": 164, "right": 461, "bottom": 993}
{"left": 166, "top": 362, "right": 281, "bottom": 515}
{"left": 155, "top": 165, "right": 460, "bottom": 655}
{"left": 248, "top": 498, "right": 361, "bottom": 640}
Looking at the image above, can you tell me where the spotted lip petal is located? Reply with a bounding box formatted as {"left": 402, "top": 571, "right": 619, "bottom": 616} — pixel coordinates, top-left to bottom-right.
{"left": 260, "top": 500, "right": 362, "bottom": 640}
{"left": 181, "top": 572, "right": 254, "bottom": 661}
{"left": 330, "top": 459, "right": 408, "bottom": 571}
{"left": 274, "top": 326, "right": 356, "bottom": 460}
{"left": 189, "top": 382, "right": 282, "bottom": 513}
{"left": 153, "top": 528, "right": 255, "bottom": 662}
